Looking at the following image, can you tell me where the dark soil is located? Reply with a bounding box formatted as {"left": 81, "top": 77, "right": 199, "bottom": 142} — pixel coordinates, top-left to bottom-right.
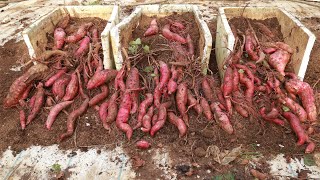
{"left": 0, "top": 13, "right": 319, "bottom": 180}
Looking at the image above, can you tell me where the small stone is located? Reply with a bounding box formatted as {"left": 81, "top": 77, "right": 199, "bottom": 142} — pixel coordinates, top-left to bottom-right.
{"left": 191, "top": 132, "right": 195, "bottom": 136}
{"left": 197, "top": 175, "right": 200, "bottom": 178}
{"left": 86, "top": 123, "right": 90, "bottom": 126}
{"left": 194, "top": 147, "right": 206, "bottom": 157}
{"left": 206, "top": 169, "right": 211, "bottom": 173}
{"left": 279, "top": 144, "right": 284, "bottom": 148}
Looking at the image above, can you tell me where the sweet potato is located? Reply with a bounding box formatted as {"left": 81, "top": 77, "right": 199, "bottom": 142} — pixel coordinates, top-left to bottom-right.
{"left": 115, "top": 66, "right": 126, "bottom": 91}
{"left": 126, "top": 67, "right": 140, "bottom": 114}
{"left": 285, "top": 79, "right": 317, "bottom": 122}
{"left": 3, "top": 63, "right": 48, "bottom": 108}
{"left": 89, "top": 85, "right": 109, "bottom": 107}
{"left": 282, "top": 112, "right": 308, "bottom": 146}
{"left": 162, "top": 24, "right": 187, "bottom": 44}
{"left": 52, "top": 75, "right": 71, "bottom": 100}
{"left": 154, "top": 67, "right": 159, "bottom": 86}
{"left": 26, "top": 83, "right": 45, "bottom": 124}
{"left": 144, "top": 19, "right": 159, "bottom": 37}
{"left": 19, "top": 109, "right": 26, "bottom": 130}
{"left": 65, "top": 22, "right": 93, "bottom": 43}
{"left": 170, "top": 21, "right": 185, "bottom": 31}
{"left": 268, "top": 50, "right": 291, "bottom": 76}
{"left": 239, "top": 72, "right": 254, "bottom": 104}
{"left": 279, "top": 96, "right": 307, "bottom": 122}
{"left": 137, "top": 93, "right": 153, "bottom": 129}
{"left": 200, "top": 97, "right": 212, "bottom": 121}
{"left": 245, "top": 29, "right": 259, "bottom": 61}
{"left": 211, "top": 102, "right": 234, "bottom": 134}
{"left": 62, "top": 72, "right": 79, "bottom": 101}
{"left": 150, "top": 102, "right": 170, "bottom": 137}
{"left": 103, "top": 91, "right": 119, "bottom": 130}
{"left": 154, "top": 86, "right": 161, "bottom": 108}
{"left": 158, "top": 61, "right": 170, "bottom": 91}
{"left": 275, "top": 42, "right": 293, "bottom": 54}
{"left": 99, "top": 101, "right": 109, "bottom": 127}
{"left": 305, "top": 141, "right": 315, "bottom": 154}
{"left": 53, "top": 28, "right": 66, "bottom": 50}
{"left": 222, "top": 66, "right": 233, "bottom": 98}
{"left": 87, "top": 69, "right": 118, "bottom": 90}
{"left": 141, "top": 106, "right": 154, "bottom": 133}
{"left": 260, "top": 107, "right": 284, "bottom": 126}
{"left": 136, "top": 140, "right": 151, "bottom": 149}
{"left": 176, "top": 83, "right": 189, "bottom": 126}
{"left": 59, "top": 98, "right": 89, "bottom": 142}
{"left": 75, "top": 36, "right": 90, "bottom": 57}
{"left": 46, "top": 100, "right": 73, "bottom": 130}
{"left": 186, "top": 34, "right": 194, "bottom": 56}
{"left": 263, "top": 47, "right": 277, "bottom": 54}
{"left": 116, "top": 92, "right": 133, "bottom": 140}
{"left": 45, "top": 68, "right": 67, "bottom": 87}
{"left": 168, "top": 66, "right": 178, "bottom": 95}
{"left": 234, "top": 64, "right": 254, "bottom": 81}
{"left": 168, "top": 112, "right": 187, "bottom": 137}
{"left": 22, "top": 84, "right": 33, "bottom": 100}
{"left": 255, "top": 22, "right": 275, "bottom": 39}
{"left": 202, "top": 78, "right": 214, "bottom": 102}
{"left": 187, "top": 90, "right": 203, "bottom": 115}
{"left": 152, "top": 114, "right": 158, "bottom": 126}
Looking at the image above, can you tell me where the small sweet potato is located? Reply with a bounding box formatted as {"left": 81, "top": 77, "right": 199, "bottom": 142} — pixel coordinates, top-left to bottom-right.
{"left": 202, "top": 77, "right": 215, "bottom": 102}
{"left": 136, "top": 140, "right": 151, "bottom": 149}
{"left": 167, "top": 66, "right": 178, "bottom": 95}
{"left": 186, "top": 34, "right": 194, "bottom": 56}
{"left": 279, "top": 97, "right": 307, "bottom": 122}
{"left": 245, "top": 29, "right": 259, "bottom": 61}
{"left": 116, "top": 92, "right": 133, "bottom": 140}
{"left": 168, "top": 112, "right": 187, "bottom": 137}
{"left": 65, "top": 22, "right": 93, "bottom": 43}
{"left": 260, "top": 107, "right": 284, "bottom": 126}
{"left": 75, "top": 36, "right": 90, "bottom": 57}
{"left": 305, "top": 141, "right": 315, "bottom": 154}
{"left": 26, "top": 83, "right": 45, "bottom": 124}
{"left": 137, "top": 93, "right": 153, "bottom": 129}
{"left": 154, "top": 86, "right": 161, "bottom": 108}
{"left": 89, "top": 85, "right": 109, "bottom": 107}
{"left": 158, "top": 61, "right": 170, "bottom": 91}
{"left": 150, "top": 102, "right": 169, "bottom": 137}
{"left": 211, "top": 102, "right": 234, "bottom": 134}
{"left": 255, "top": 22, "right": 275, "bottom": 39}
{"left": 46, "top": 100, "right": 73, "bottom": 130}
{"left": 115, "top": 66, "right": 126, "bottom": 91}
{"left": 63, "top": 72, "right": 79, "bottom": 101}
{"left": 45, "top": 68, "right": 67, "bottom": 87}
{"left": 126, "top": 67, "right": 140, "bottom": 114}
{"left": 268, "top": 49, "right": 291, "bottom": 76}
{"left": 187, "top": 90, "right": 203, "bottom": 115}
{"left": 162, "top": 24, "right": 187, "bottom": 44}
{"left": 57, "top": 14, "right": 70, "bottom": 29}
{"left": 282, "top": 112, "right": 308, "bottom": 146}
{"left": 222, "top": 66, "right": 233, "bottom": 98}
{"left": 239, "top": 72, "right": 254, "bottom": 104}
{"left": 141, "top": 106, "right": 154, "bottom": 133}
{"left": 144, "top": 19, "right": 159, "bottom": 37}
{"left": 52, "top": 75, "right": 71, "bottom": 100}
{"left": 103, "top": 91, "right": 119, "bottom": 130}
{"left": 176, "top": 83, "right": 189, "bottom": 126}
{"left": 200, "top": 97, "right": 212, "bottom": 121}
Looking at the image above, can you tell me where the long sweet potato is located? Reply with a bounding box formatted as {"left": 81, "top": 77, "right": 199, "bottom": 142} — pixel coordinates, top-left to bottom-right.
{"left": 282, "top": 112, "right": 308, "bottom": 146}
{"left": 144, "top": 19, "right": 159, "bottom": 37}
{"left": 187, "top": 90, "right": 203, "bottom": 115}
{"left": 3, "top": 63, "right": 48, "bottom": 108}
{"left": 186, "top": 34, "right": 194, "bottom": 56}
{"left": 63, "top": 72, "right": 79, "bottom": 101}
{"left": 136, "top": 93, "right": 153, "bottom": 129}
{"left": 211, "top": 102, "right": 234, "bottom": 134}
{"left": 89, "top": 85, "right": 109, "bottom": 107}
{"left": 87, "top": 69, "right": 118, "bottom": 90}
{"left": 45, "top": 68, "right": 67, "bottom": 87}
{"left": 168, "top": 66, "right": 178, "bottom": 95}
{"left": 75, "top": 36, "right": 90, "bottom": 57}
{"left": 26, "top": 83, "right": 45, "bottom": 124}
{"left": 260, "top": 107, "right": 284, "bottom": 126}
{"left": 245, "top": 29, "right": 259, "bottom": 61}
{"left": 239, "top": 72, "right": 254, "bottom": 104}
{"left": 116, "top": 92, "right": 133, "bottom": 140}
{"left": 21, "top": 84, "right": 33, "bottom": 100}
{"left": 46, "top": 100, "right": 73, "bottom": 130}
{"left": 176, "top": 83, "right": 189, "bottom": 126}
{"left": 99, "top": 101, "right": 109, "bottom": 128}
{"left": 162, "top": 24, "right": 187, "bottom": 44}
{"left": 53, "top": 28, "right": 66, "bottom": 50}
{"left": 200, "top": 97, "right": 212, "bottom": 121}
{"left": 202, "top": 77, "right": 214, "bottom": 102}
{"left": 65, "top": 22, "right": 93, "bottom": 43}
{"left": 115, "top": 66, "right": 126, "bottom": 91}
{"left": 141, "top": 106, "right": 154, "bottom": 133}
{"left": 279, "top": 97, "right": 307, "bottom": 122}
{"left": 154, "top": 85, "right": 162, "bottom": 108}
{"left": 103, "top": 91, "right": 119, "bottom": 130}
{"left": 150, "top": 102, "right": 170, "bottom": 136}
{"left": 59, "top": 98, "right": 89, "bottom": 142}
{"left": 222, "top": 66, "right": 233, "bottom": 98}
{"left": 158, "top": 61, "right": 170, "bottom": 91}
{"left": 126, "top": 67, "right": 140, "bottom": 114}
{"left": 168, "top": 112, "right": 187, "bottom": 137}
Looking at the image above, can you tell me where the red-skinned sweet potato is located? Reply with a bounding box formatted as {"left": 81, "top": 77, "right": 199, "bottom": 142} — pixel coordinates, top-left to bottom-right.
{"left": 75, "top": 36, "right": 90, "bottom": 57}
{"left": 211, "top": 102, "right": 234, "bottom": 134}
{"left": 239, "top": 72, "right": 254, "bottom": 104}
{"left": 136, "top": 140, "right": 151, "bottom": 149}
{"left": 150, "top": 102, "right": 170, "bottom": 137}
{"left": 126, "top": 67, "right": 140, "bottom": 114}
{"left": 282, "top": 112, "right": 308, "bottom": 146}
{"left": 87, "top": 69, "right": 118, "bottom": 90}
{"left": 222, "top": 66, "right": 233, "bottom": 98}
{"left": 186, "top": 34, "right": 194, "bottom": 56}
{"left": 260, "top": 107, "right": 284, "bottom": 126}
{"left": 115, "top": 66, "right": 126, "bottom": 91}
{"left": 245, "top": 29, "right": 259, "bottom": 61}
{"left": 53, "top": 28, "right": 66, "bottom": 50}
{"left": 26, "top": 83, "right": 45, "bottom": 124}
{"left": 279, "top": 96, "right": 307, "bottom": 122}
{"left": 65, "top": 22, "right": 93, "bottom": 43}
{"left": 162, "top": 24, "right": 187, "bottom": 44}
{"left": 144, "top": 19, "right": 159, "bottom": 37}
{"left": 176, "top": 83, "right": 189, "bottom": 126}
{"left": 57, "top": 14, "right": 70, "bottom": 29}
{"left": 63, "top": 72, "right": 79, "bottom": 101}
{"left": 141, "top": 106, "right": 154, "bottom": 133}
{"left": 137, "top": 93, "right": 153, "bottom": 129}
{"left": 305, "top": 141, "right": 315, "bottom": 154}
{"left": 46, "top": 100, "right": 73, "bottom": 130}
{"left": 45, "top": 68, "right": 67, "bottom": 87}
{"left": 99, "top": 101, "right": 109, "bottom": 128}
{"left": 158, "top": 61, "right": 170, "bottom": 91}
{"left": 116, "top": 92, "right": 133, "bottom": 140}
{"left": 168, "top": 66, "right": 178, "bottom": 95}
{"left": 168, "top": 112, "right": 187, "bottom": 137}
{"left": 202, "top": 77, "right": 215, "bottom": 102}
{"left": 52, "top": 75, "right": 71, "bottom": 100}
{"left": 200, "top": 97, "right": 212, "bottom": 121}
{"left": 89, "top": 85, "right": 109, "bottom": 107}
{"left": 187, "top": 90, "right": 203, "bottom": 115}
{"left": 21, "top": 84, "right": 33, "bottom": 100}
{"left": 103, "top": 91, "right": 119, "bottom": 130}
{"left": 268, "top": 49, "right": 291, "bottom": 76}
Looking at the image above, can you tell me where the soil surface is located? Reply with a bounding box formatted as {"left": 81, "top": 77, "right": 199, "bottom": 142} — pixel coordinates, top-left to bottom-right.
{"left": 0, "top": 12, "right": 320, "bottom": 180}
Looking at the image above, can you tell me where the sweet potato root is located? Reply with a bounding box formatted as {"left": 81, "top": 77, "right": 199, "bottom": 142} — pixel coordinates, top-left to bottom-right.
{"left": 65, "top": 22, "right": 93, "bottom": 43}
{"left": 59, "top": 98, "right": 89, "bottom": 142}
{"left": 168, "top": 66, "right": 178, "bottom": 95}
{"left": 245, "top": 29, "right": 259, "bottom": 61}
{"left": 279, "top": 97, "right": 307, "bottom": 122}
{"left": 3, "top": 63, "right": 48, "bottom": 108}
{"left": 75, "top": 36, "right": 90, "bottom": 57}
{"left": 158, "top": 61, "right": 170, "bottom": 91}
{"left": 87, "top": 69, "right": 118, "bottom": 90}
{"left": 282, "top": 112, "right": 308, "bottom": 146}
{"left": 162, "top": 24, "right": 187, "bottom": 44}
{"left": 186, "top": 34, "right": 194, "bottom": 56}
{"left": 211, "top": 102, "right": 234, "bottom": 134}
{"left": 116, "top": 92, "right": 133, "bottom": 140}
{"left": 202, "top": 77, "right": 215, "bottom": 102}
{"left": 46, "top": 100, "right": 73, "bottom": 130}
{"left": 52, "top": 75, "right": 71, "bottom": 100}
{"left": 260, "top": 107, "right": 284, "bottom": 126}
{"left": 26, "top": 83, "right": 45, "bottom": 124}
{"left": 168, "top": 112, "right": 187, "bottom": 137}
{"left": 150, "top": 102, "right": 169, "bottom": 137}
{"left": 136, "top": 140, "right": 151, "bottom": 149}
{"left": 137, "top": 93, "right": 153, "bottom": 129}
{"left": 126, "top": 67, "right": 140, "bottom": 114}
{"left": 141, "top": 106, "right": 154, "bottom": 133}
{"left": 305, "top": 141, "right": 315, "bottom": 154}
{"left": 222, "top": 66, "right": 233, "bottom": 98}
{"left": 45, "top": 68, "right": 67, "bottom": 87}
{"left": 154, "top": 86, "right": 161, "bottom": 108}
{"left": 89, "top": 85, "right": 109, "bottom": 107}
{"left": 176, "top": 83, "right": 189, "bottom": 126}
{"left": 144, "top": 19, "right": 159, "bottom": 37}
{"left": 255, "top": 22, "right": 275, "bottom": 39}
{"left": 103, "top": 91, "right": 119, "bottom": 130}
{"left": 239, "top": 72, "right": 254, "bottom": 104}
{"left": 115, "top": 66, "right": 126, "bottom": 91}
{"left": 200, "top": 97, "right": 212, "bottom": 121}
{"left": 99, "top": 101, "right": 109, "bottom": 128}
{"left": 187, "top": 90, "right": 203, "bottom": 115}
{"left": 53, "top": 28, "right": 66, "bottom": 50}
{"left": 63, "top": 72, "right": 79, "bottom": 101}
{"left": 268, "top": 50, "right": 291, "bottom": 76}
{"left": 21, "top": 84, "right": 33, "bottom": 100}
